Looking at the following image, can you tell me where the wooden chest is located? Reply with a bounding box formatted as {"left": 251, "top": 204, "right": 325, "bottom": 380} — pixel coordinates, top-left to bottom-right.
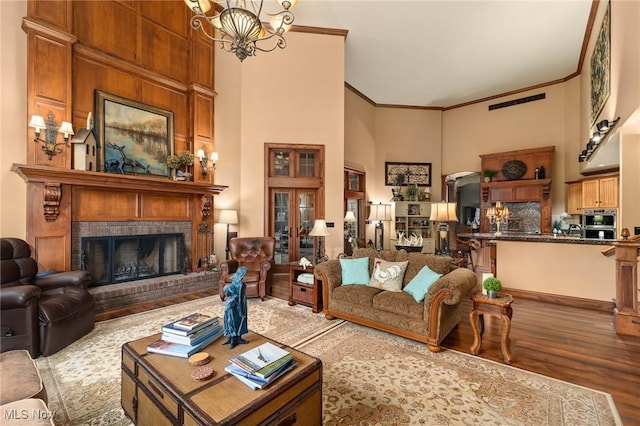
{"left": 121, "top": 331, "right": 322, "bottom": 425}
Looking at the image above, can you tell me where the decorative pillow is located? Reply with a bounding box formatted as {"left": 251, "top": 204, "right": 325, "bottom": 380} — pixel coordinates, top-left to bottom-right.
{"left": 403, "top": 265, "right": 443, "bottom": 303}
{"left": 340, "top": 257, "right": 370, "bottom": 285}
{"left": 368, "top": 258, "right": 408, "bottom": 292}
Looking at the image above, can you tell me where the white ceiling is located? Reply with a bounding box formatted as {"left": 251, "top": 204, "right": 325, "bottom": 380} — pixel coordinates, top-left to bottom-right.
{"left": 293, "top": 0, "right": 593, "bottom": 108}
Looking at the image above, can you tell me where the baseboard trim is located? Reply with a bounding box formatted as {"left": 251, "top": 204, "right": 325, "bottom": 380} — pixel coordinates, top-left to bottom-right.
{"left": 504, "top": 287, "right": 615, "bottom": 313}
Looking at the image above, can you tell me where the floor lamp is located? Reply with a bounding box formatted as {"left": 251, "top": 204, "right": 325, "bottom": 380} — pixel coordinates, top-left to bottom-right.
{"left": 368, "top": 203, "right": 391, "bottom": 250}
{"left": 309, "top": 219, "right": 330, "bottom": 265}
{"left": 218, "top": 209, "right": 238, "bottom": 260}
{"left": 429, "top": 202, "right": 458, "bottom": 255}
{"left": 344, "top": 211, "right": 357, "bottom": 252}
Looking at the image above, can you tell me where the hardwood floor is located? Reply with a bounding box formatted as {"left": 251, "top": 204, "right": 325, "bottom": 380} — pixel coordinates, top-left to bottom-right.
{"left": 97, "top": 283, "right": 640, "bottom": 425}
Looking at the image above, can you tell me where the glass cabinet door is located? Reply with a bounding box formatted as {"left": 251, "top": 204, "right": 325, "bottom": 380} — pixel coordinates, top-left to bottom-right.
{"left": 270, "top": 189, "right": 318, "bottom": 265}
{"left": 298, "top": 191, "right": 316, "bottom": 261}
{"left": 273, "top": 191, "right": 290, "bottom": 264}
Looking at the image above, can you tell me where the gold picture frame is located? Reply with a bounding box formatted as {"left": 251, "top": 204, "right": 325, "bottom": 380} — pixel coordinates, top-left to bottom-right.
{"left": 95, "top": 90, "right": 174, "bottom": 177}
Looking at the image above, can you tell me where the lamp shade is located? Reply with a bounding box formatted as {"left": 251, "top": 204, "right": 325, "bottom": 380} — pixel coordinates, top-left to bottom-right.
{"left": 309, "top": 219, "right": 330, "bottom": 237}
{"left": 368, "top": 203, "right": 391, "bottom": 221}
{"left": 218, "top": 209, "right": 238, "bottom": 224}
{"left": 344, "top": 211, "right": 357, "bottom": 222}
{"left": 28, "top": 115, "right": 46, "bottom": 130}
{"left": 429, "top": 202, "right": 458, "bottom": 222}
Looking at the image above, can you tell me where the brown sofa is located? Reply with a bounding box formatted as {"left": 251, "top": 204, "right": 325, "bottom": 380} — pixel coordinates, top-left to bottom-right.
{"left": 315, "top": 248, "right": 478, "bottom": 352}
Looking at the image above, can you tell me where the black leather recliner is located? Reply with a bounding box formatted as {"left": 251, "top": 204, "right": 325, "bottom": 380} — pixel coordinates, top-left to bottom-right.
{"left": 0, "top": 238, "right": 95, "bottom": 357}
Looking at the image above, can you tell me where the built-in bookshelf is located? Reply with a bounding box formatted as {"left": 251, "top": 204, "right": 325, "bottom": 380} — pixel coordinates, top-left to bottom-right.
{"left": 392, "top": 202, "right": 435, "bottom": 254}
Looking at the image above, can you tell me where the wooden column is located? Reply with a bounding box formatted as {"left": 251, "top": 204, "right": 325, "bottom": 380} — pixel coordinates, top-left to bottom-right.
{"left": 611, "top": 230, "right": 640, "bottom": 336}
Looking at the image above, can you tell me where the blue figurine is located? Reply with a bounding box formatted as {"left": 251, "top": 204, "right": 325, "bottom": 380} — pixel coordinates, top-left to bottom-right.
{"left": 222, "top": 266, "right": 249, "bottom": 348}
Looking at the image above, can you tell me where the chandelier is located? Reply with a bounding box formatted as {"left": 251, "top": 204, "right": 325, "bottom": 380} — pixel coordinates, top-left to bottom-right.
{"left": 183, "top": 0, "right": 298, "bottom": 61}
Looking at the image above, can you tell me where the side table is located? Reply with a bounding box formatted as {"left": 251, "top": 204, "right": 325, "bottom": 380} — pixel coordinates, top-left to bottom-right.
{"left": 289, "top": 265, "right": 323, "bottom": 313}
{"left": 469, "top": 292, "right": 514, "bottom": 364}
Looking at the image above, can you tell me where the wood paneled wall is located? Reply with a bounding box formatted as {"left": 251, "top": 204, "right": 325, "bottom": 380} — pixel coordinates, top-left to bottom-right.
{"left": 22, "top": 0, "right": 219, "bottom": 270}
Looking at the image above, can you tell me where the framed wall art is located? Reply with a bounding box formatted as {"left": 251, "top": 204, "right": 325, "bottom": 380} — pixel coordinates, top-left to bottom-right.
{"left": 385, "top": 162, "right": 432, "bottom": 187}
{"left": 590, "top": 1, "right": 610, "bottom": 126}
{"left": 95, "top": 90, "right": 174, "bottom": 177}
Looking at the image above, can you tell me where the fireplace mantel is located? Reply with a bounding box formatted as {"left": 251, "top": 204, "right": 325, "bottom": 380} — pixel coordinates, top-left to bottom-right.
{"left": 12, "top": 164, "right": 227, "bottom": 272}
{"left": 12, "top": 164, "right": 227, "bottom": 195}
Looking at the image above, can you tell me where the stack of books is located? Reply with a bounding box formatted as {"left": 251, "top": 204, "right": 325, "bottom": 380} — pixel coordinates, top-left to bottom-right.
{"left": 225, "top": 342, "right": 296, "bottom": 390}
{"left": 147, "top": 312, "right": 222, "bottom": 358}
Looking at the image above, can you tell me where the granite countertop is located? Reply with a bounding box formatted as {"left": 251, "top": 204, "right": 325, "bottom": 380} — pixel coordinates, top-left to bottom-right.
{"left": 457, "top": 232, "right": 617, "bottom": 245}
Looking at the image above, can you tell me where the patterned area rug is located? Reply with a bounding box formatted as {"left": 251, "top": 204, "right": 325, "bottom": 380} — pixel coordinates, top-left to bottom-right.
{"left": 37, "top": 297, "right": 621, "bottom": 425}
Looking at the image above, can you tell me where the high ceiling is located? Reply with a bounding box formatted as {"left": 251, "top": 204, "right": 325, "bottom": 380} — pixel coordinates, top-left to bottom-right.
{"left": 293, "top": 1, "right": 593, "bottom": 108}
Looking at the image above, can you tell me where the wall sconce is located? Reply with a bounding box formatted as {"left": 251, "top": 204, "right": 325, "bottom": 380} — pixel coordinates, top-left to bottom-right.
{"left": 196, "top": 149, "right": 218, "bottom": 176}
{"left": 29, "top": 112, "right": 74, "bottom": 160}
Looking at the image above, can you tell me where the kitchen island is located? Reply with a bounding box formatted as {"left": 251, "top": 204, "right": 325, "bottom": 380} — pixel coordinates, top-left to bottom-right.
{"left": 458, "top": 232, "right": 616, "bottom": 309}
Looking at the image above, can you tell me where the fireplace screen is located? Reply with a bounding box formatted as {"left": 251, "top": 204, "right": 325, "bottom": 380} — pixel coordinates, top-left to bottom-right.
{"left": 81, "top": 233, "right": 185, "bottom": 285}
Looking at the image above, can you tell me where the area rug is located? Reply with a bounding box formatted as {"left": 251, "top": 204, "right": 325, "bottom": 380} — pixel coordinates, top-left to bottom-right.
{"left": 36, "top": 296, "right": 340, "bottom": 425}
{"left": 36, "top": 297, "right": 621, "bottom": 425}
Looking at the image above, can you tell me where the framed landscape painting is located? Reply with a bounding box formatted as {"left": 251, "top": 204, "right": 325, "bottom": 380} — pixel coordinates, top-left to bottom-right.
{"left": 385, "top": 162, "right": 432, "bottom": 187}
{"left": 95, "top": 90, "right": 174, "bottom": 177}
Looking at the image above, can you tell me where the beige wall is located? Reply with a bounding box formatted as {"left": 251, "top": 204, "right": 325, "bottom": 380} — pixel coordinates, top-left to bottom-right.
{"left": 0, "top": 0, "right": 27, "bottom": 239}
{"left": 215, "top": 31, "right": 345, "bottom": 259}
{"left": 442, "top": 81, "right": 580, "bottom": 218}
{"left": 497, "top": 241, "right": 615, "bottom": 301}
{"left": 619, "top": 133, "right": 640, "bottom": 233}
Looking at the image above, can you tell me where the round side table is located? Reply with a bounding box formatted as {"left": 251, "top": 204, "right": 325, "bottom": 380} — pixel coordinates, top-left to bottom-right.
{"left": 469, "top": 292, "right": 514, "bottom": 364}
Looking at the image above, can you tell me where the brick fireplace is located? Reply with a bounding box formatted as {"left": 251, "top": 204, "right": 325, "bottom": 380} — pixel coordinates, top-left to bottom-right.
{"left": 13, "top": 164, "right": 226, "bottom": 312}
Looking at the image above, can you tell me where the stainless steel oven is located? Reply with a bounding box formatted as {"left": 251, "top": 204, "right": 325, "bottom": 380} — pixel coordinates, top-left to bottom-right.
{"left": 582, "top": 208, "right": 616, "bottom": 239}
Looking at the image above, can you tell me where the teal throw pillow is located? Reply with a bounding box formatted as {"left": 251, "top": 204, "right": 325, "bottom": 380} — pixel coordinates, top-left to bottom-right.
{"left": 403, "top": 265, "right": 443, "bottom": 303}
{"left": 340, "top": 257, "right": 370, "bottom": 285}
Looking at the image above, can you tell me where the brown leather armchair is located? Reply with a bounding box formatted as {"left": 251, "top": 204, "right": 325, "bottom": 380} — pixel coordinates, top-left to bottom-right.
{"left": 218, "top": 237, "right": 275, "bottom": 301}
{"left": 1, "top": 238, "right": 95, "bottom": 357}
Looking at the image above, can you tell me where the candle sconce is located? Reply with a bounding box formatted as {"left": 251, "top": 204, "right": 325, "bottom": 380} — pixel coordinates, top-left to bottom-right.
{"left": 486, "top": 201, "right": 510, "bottom": 235}
{"left": 196, "top": 149, "right": 218, "bottom": 176}
{"left": 29, "top": 112, "right": 75, "bottom": 160}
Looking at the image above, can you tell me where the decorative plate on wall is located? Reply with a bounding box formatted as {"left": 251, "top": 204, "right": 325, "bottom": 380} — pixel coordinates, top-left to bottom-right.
{"left": 501, "top": 160, "right": 527, "bottom": 180}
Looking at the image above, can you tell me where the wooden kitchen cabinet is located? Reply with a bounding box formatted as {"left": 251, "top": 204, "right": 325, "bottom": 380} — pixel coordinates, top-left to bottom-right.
{"left": 582, "top": 176, "right": 618, "bottom": 208}
{"left": 566, "top": 182, "right": 583, "bottom": 214}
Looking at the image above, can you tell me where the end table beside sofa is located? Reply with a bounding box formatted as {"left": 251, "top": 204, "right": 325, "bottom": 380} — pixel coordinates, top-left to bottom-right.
{"left": 315, "top": 248, "right": 477, "bottom": 352}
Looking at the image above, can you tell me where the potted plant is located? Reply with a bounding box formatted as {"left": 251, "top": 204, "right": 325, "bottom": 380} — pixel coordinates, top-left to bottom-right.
{"left": 392, "top": 174, "right": 405, "bottom": 201}
{"left": 406, "top": 183, "right": 419, "bottom": 201}
{"left": 166, "top": 151, "right": 195, "bottom": 181}
{"left": 483, "top": 170, "right": 497, "bottom": 183}
{"left": 483, "top": 277, "right": 502, "bottom": 299}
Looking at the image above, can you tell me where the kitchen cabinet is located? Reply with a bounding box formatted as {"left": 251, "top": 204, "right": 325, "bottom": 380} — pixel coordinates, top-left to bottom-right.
{"left": 566, "top": 182, "right": 583, "bottom": 215}
{"left": 582, "top": 176, "right": 618, "bottom": 208}
{"left": 392, "top": 202, "right": 435, "bottom": 253}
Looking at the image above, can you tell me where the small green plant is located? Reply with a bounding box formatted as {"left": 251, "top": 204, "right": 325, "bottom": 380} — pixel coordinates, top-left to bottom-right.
{"left": 483, "top": 277, "right": 502, "bottom": 292}
{"left": 483, "top": 169, "right": 497, "bottom": 178}
{"left": 406, "top": 184, "right": 419, "bottom": 200}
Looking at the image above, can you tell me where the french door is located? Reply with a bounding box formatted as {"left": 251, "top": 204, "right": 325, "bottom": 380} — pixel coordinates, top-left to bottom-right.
{"left": 270, "top": 189, "right": 318, "bottom": 267}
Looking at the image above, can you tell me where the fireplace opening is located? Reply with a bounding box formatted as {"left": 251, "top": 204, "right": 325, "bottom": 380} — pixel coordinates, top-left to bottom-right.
{"left": 81, "top": 233, "right": 185, "bottom": 286}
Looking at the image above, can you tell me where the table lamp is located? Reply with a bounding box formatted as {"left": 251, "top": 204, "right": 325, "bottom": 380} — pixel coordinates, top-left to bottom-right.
{"left": 309, "top": 219, "right": 330, "bottom": 265}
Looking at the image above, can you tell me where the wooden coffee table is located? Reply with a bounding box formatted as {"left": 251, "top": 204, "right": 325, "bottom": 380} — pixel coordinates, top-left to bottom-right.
{"left": 121, "top": 331, "right": 322, "bottom": 425}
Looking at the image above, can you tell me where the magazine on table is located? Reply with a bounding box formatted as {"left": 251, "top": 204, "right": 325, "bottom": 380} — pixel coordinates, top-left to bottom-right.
{"left": 169, "top": 312, "right": 218, "bottom": 332}
{"left": 229, "top": 342, "right": 292, "bottom": 375}
{"left": 147, "top": 328, "right": 223, "bottom": 358}
{"left": 225, "top": 359, "right": 297, "bottom": 390}
{"left": 161, "top": 323, "right": 222, "bottom": 346}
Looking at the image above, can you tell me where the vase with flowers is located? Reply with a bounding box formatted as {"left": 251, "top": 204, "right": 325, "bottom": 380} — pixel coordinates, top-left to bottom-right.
{"left": 167, "top": 151, "right": 194, "bottom": 181}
